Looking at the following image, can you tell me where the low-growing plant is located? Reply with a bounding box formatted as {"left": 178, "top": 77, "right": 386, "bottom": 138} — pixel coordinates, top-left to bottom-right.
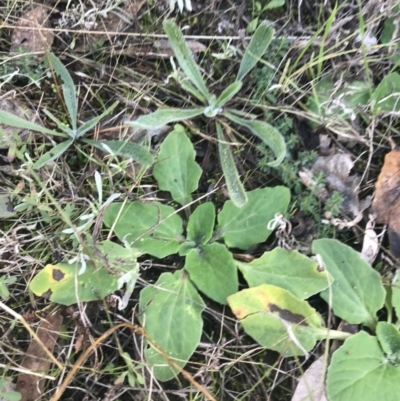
{"left": 0, "top": 53, "right": 154, "bottom": 169}
{"left": 29, "top": 125, "right": 400, "bottom": 401}
{"left": 125, "top": 19, "right": 287, "bottom": 208}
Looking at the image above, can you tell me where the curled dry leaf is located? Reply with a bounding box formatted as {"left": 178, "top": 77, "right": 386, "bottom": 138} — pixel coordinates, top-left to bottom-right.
{"left": 300, "top": 153, "right": 364, "bottom": 217}
{"left": 16, "top": 309, "right": 63, "bottom": 401}
{"left": 74, "top": 0, "right": 147, "bottom": 52}
{"left": 291, "top": 356, "right": 328, "bottom": 401}
{"left": 372, "top": 149, "right": 400, "bottom": 257}
{"left": 10, "top": 5, "right": 54, "bottom": 63}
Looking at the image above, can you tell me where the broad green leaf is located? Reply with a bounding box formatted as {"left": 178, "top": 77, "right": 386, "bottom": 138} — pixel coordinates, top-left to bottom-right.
{"left": 215, "top": 81, "right": 242, "bottom": 108}
{"left": 228, "top": 284, "right": 324, "bottom": 356}
{"left": 224, "top": 112, "right": 286, "bottom": 167}
{"left": 313, "top": 239, "right": 385, "bottom": 329}
{"left": 125, "top": 108, "right": 204, "bottom": 129}
{"left": 263, "top": 0, "right": 285, "bottom": 9}
{"left": 0, "top": 276, "right": 16, "bottom": 299}
{"left": 103, "top": 202, "right": 184, "bottom": 258}
{"left": 75, "top": 101, "right": 118, "bottom": 138}
{"left": 163, "top": 20, "right": 211, "bottom": 100}
{"left": 139, "top": 270, "right": 205, "bottom": 381}
{"left": 216, "top": 121, "right": 247, "bottom": 207}
{"left": 371, "top": 73, "right": 400, "bottom": 112}
{"left": 391, "top": 274, "right": 400, "bottom": 321}
{"left": 30, "top": 262, "right": 120, "bottom": 305}
{"left": 236, "top": 248, "right": 331, "bottom": 299}
{"left": 377, "top": 322, "right": 400, "bottom": 365}
{"left": 47, "top": 52, "right": 78, "bottom": 131}
{"left": 33, "top": 139, "right": 74, "bottom": 169}
{"left": 0, "top": 109, "right": 60, "bottom": 136}
{"left": 186, "top": 202, "right": 215, "bottom": 245}
{"left": 184, "top": 243, "right": 238, "bottom": 304}
{"left": 83, "top": 139, "right": 154, "bottom": 165}
{"left": 216, "top": 186, "right": 290, "bottom": 249}
{"left": 236, "top": 22, "right": 274, "bottom": 82}
{"left": 327, "top": 331, "right": 400, "bottom": 401}
{"left": 153, "top": 127, "right": 202, "bottom": 205}
{"left": 0, "top": 378, "right": 21, "bottom": 401}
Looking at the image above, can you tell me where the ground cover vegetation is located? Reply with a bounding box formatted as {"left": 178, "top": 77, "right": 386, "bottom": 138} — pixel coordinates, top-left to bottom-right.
{"left": 1, "top": 0, "right": 400, "bottom": 400}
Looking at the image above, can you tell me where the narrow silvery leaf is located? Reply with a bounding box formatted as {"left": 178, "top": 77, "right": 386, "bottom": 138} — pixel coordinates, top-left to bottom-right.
{"left": 236, "top": 22, "right": 274, "bottom": 82}
{"left": 163, "top": 20, "right": 211, "bottom": 100}
{"left": 43, "top": 108, "right": 72, "bottom": 135}
{"left": 75, "top": 101, "right": 118, "bottom": 139}
{"left": 125, "top": 108, "right": 204, "bottom": 129}
{"left": 224, "top": 111, "right": 286, "bottom": 167}
{"left": 0, "top": 109, "right": 62, "bottom": 136}
{"left": 84, "top": 139, "right": 154, "bottom": 166}
{"left": 33, "top": 139, "right": 74, "bottom": 169}
{"left": 94, "top": 171, "right": 103, "bottom": 205}
{"left": 215, "top": 81, "right": 242, "bottom": 108}
{"left": 216, "top": 122, "right": 247, "bottom": 207}
{"left": 47, "top": 52, "right": 78, "bottom": 131}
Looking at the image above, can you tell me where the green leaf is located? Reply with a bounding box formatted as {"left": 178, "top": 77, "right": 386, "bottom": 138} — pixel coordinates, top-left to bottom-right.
{"left": 139, "top": 270, "right": 205, "bottom": 381}
{"left": 228, "top": 284, "right": 324, "bottom": 356}
{"left": 125, "top": 108, "right": 204, "bottom": 129}
{"left": 47, "top": 52, "right": 78, "bottom": 131}
{"left": 186, "top": 202, "right": 215, "bottom": 245}
{"left": 263, "top": 0, "right": 285, "bottom": 9}
{"left": 313, "top": 239, "right": 385, "bottom": 329}
{"left": 327, "top": 331, "right": 400, "bottom": 401}
{"left": 163, "top": 20, "right": 211, "bottom": 100}
{"left": 33, "top": 139, "right": 74, "bottom": 169}
{"left": 215, "top": 81, "right": 242, "bottom": 108}
{"left": 0, "top": 276, "right": 16, "bottom": 299}
{"left": 371, "top": 73, "right": 400, "bottom": 112}
{"left": 75, "top": 101, "right": 118, "bottom": 138}
{"left": 83, "top": 139, "right": 154, "bottom": 165}
{"left": 103, "top": 202, "right": 184, "bottom": 258}
{"left": 224, "top": 112, "right": 286, "bottom": 167}
{"left": 236, "top": 248, "right": 331, "bottom": 299}
{"left": 153, "top": 127, "right": 202, "bottom": 205}
{"left": 216, "top": 121, "right": 247, "bottom": 207}
{"left": 236, "top": 22, "right": 274, "bottom": 82}
{"left": 0, "top": 378, "right": 21, "bottom": 401}
{"left": 0, "top": 109, "right": 60, "bottom": 136}
{"left": 377, "top": 322, "right": 400, "bottom": 365}
{"left": 184, "top": 243, "right": 238, "bottom": 304}
{"left": 216, "top": 186, "right": 290, "bottom": 249}
{"left": 29, "top": 262, "right": 120, "bottom": 305}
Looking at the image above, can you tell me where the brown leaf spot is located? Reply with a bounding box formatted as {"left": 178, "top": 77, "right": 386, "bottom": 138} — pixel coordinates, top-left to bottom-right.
{"left": 52, "top": 268, "right": 65, "bottom": 281}
{"left": 269, "top": 304, "right": 308, "bottom": 326}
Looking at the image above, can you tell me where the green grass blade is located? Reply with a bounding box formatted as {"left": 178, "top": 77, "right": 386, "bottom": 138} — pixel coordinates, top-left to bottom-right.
{"left": 84, "top": 139, "right": 154, "bottom": 166}
{"left": 163, "top": 20, "right": 211, "bottom": 100}
{"left": 75, "top": 101, "right": 118, "bottom": 139}
{"left": 47, "top": 52, "right": 78, "bottom": 131}
{"left": 216, "top": 121, "right": 247, "bottom": 207}
{"left": 236, "top": 22, "right": 274, "bottom": 82}
{"left": 0, "top": 109, "right": 63, "bottom": 136}
{"left": 33, "top": 139, "right": 74, "bottom": 169}
{"left": 125, "top": 108, "right": 204, "bottom": 129}
{"left": 215, "top": 81, "right": 242, "bottom": 108}
{"left": 224, "top": 112, "right": 286, "bottom": 167}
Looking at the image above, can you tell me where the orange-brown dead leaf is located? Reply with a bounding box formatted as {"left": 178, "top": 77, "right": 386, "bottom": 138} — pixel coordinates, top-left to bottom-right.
{"left": 74, "top": 0, "right": 147, "bottom": 52}
{"left": 10, "top": 6, "right": 54, "bottom": 62}
{"left": 16, "top": 309, "right": 63, "bottom": 401}
{"left": 372, "top": 149, "right": 400, "bottom": 257}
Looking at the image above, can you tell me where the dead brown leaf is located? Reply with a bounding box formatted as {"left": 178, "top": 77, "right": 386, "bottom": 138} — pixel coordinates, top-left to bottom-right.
{"left": 16, "top": 309, "right": 63, "bottom": 401}
{"left": 74, "top": 0, "right": 147, "bottom": 53}
{"left": 372, "top": 149, "right": 400, "bottom": 257}
{"left": 10, "top": 6, "right": 54, "bottom": 62}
